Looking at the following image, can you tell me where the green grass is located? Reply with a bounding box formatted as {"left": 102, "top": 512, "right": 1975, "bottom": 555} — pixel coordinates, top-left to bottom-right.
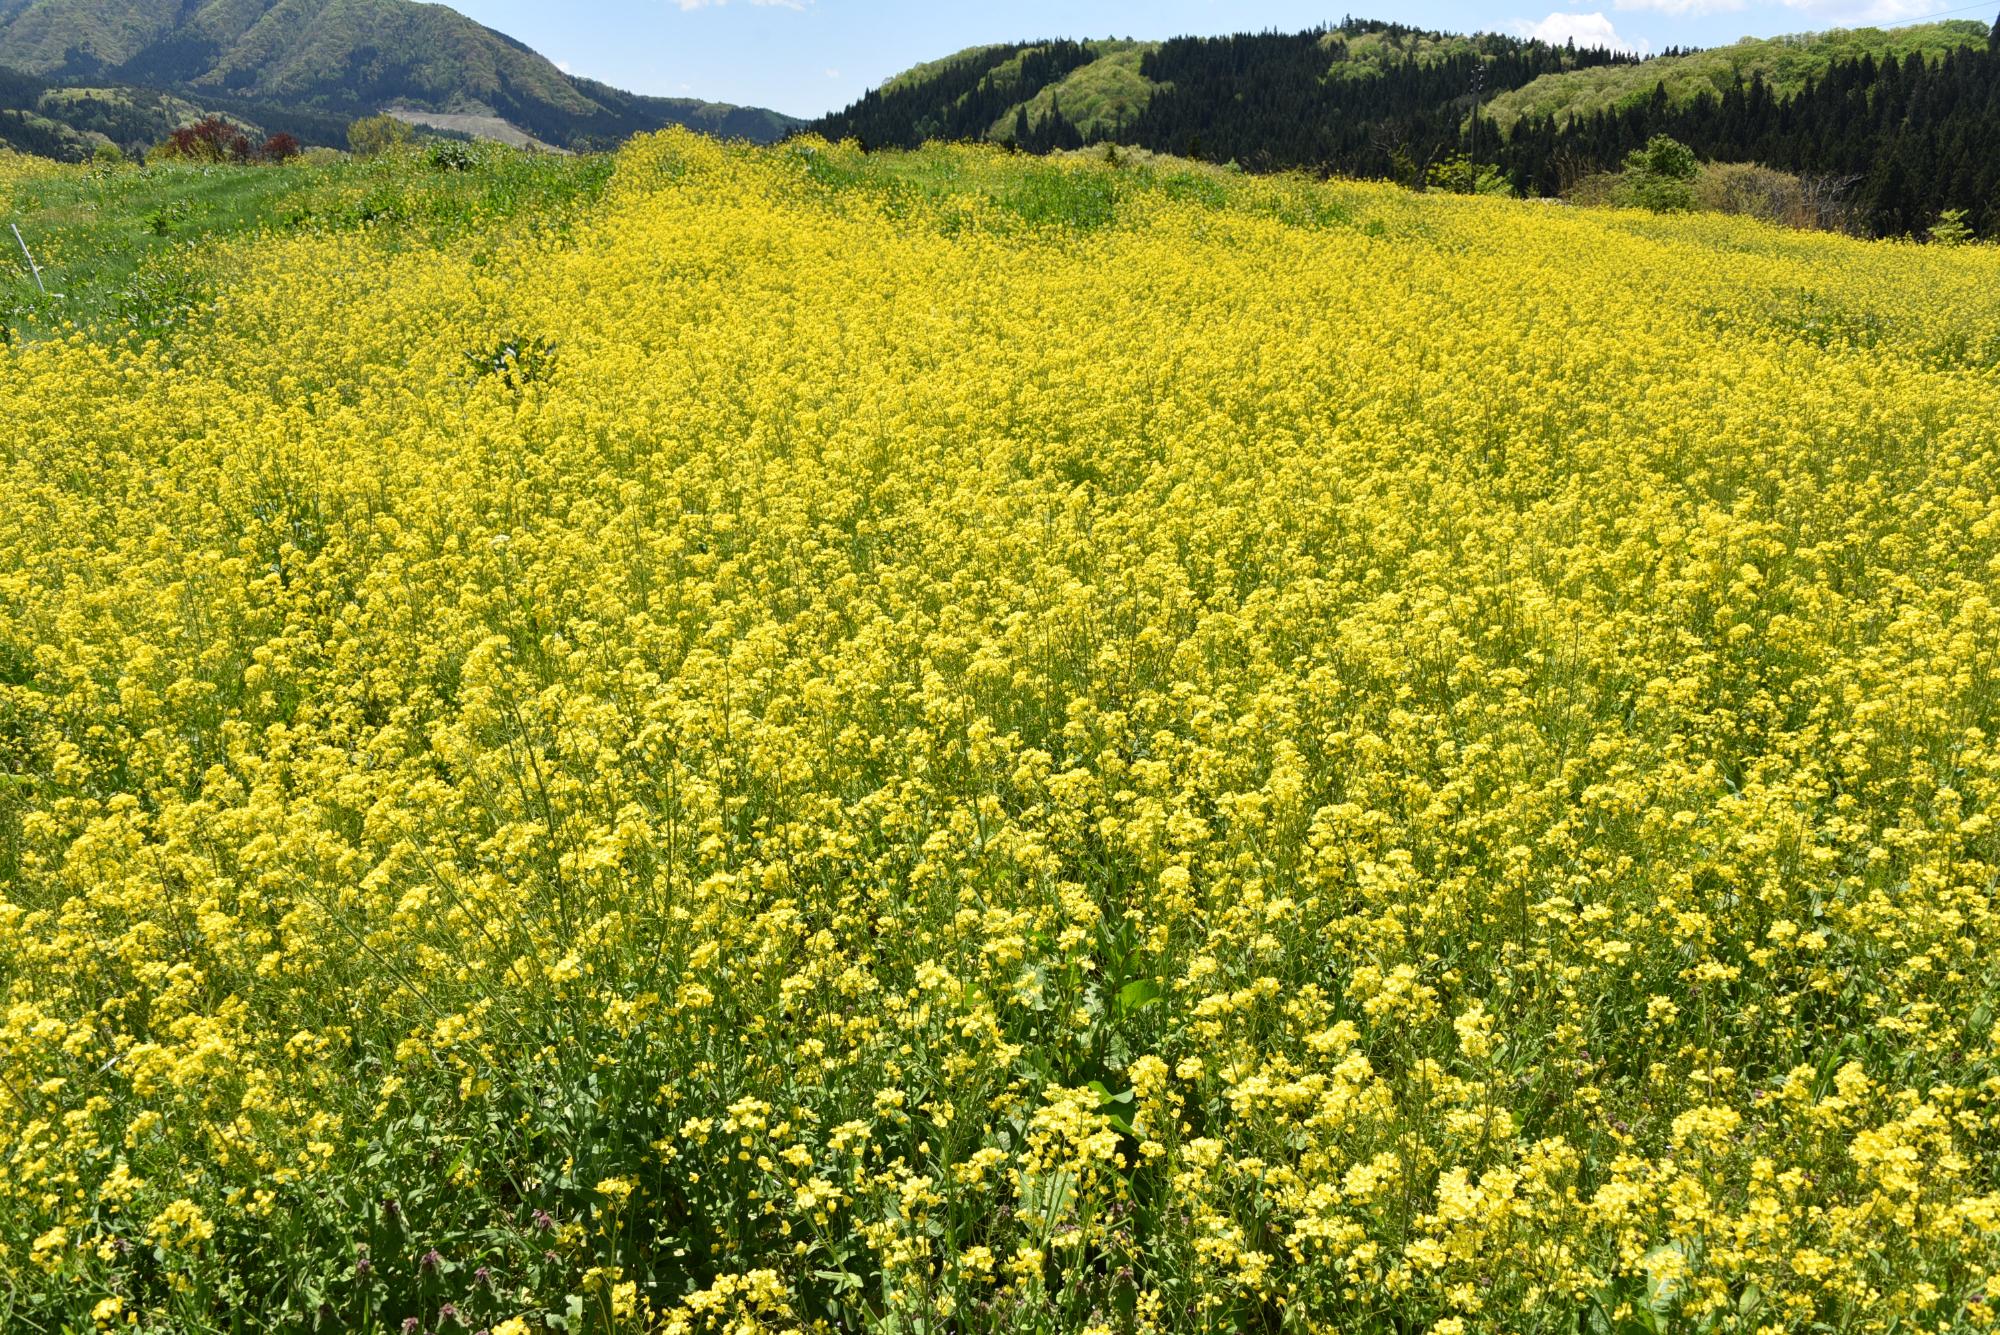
{"left": 786, "top": 139, "right": 1193, "bottom": 231}
{"left": 783, "top": 137, "right": 1370, "bottom": 240}
{"left": 1, "top": 143, "right": 614, "bottom": 345}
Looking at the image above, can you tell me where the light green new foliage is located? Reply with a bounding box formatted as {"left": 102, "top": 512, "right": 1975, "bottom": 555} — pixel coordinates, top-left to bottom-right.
{"left": 1323, "top": 28, "right": 1482, "bottom": 81}
{"left": 0, "top": 0, "right": 168, "bottom": 72}
{"left": 877, "top": 44, "right": 1012, "bottom": 95}
{"left": 1616, "top": 134, "right": 1700, "bottom": 213}
{"left": 1932, "top": 209, "right": 1975, "bottom": 247}
{"left": 1482, "top": 19, "right": 1990, "bottom": 131}
{"left": 991, "top": 43, "right": 1161, "bottom": 142}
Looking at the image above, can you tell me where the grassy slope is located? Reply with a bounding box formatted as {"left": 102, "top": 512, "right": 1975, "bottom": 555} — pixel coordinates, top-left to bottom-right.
{"left": 1483, "top": 19, "right": 1990, "bottom": 131}
{"left": 37, "top": 84, "right": 201, "bottom": 113}
{"left": 878, "top": 43, "right": 1013, "bottom": 94}
{"left": 990, "top": 41, "right": 1159, "bottom": 141}
{"left": 4, "top": 137, "right": 1350, "bottom": 348}
{"left": 0, "top": 142, "right": 611, "bottom": 344}
{"left": 846, "top": 41, "right": 1164, "bottom": 145}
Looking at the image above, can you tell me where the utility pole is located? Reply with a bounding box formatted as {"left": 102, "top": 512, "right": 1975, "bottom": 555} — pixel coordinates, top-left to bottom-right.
{"left": 1467, "top": 56, "right": 1486, "bottom": 162}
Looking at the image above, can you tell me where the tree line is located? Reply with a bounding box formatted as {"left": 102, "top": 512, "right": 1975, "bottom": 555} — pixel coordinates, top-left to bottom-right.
{"left": 811, "top": 20, "right": 2000, "bottom": 238}
{"left": 816, "top": 24, "right": 1635, "bottom": 168}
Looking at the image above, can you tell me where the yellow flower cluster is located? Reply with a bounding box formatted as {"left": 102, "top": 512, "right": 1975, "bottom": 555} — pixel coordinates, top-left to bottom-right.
{"left": 0, "top": 147, "right": 62, "bottom": 189}
{"left": 3, "top": 130, "right": 2000, "bottom": 1332}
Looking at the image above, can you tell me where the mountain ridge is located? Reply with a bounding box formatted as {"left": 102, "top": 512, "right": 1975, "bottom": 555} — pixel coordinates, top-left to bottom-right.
{"left": 0, "top": 0, "right": 799, "bottom": 155}
{"left": 1481, "top": 19, "right": 1992, "bottom": 130}
{"left": 820, "top": 18, "right": 1988, "bottom": 154}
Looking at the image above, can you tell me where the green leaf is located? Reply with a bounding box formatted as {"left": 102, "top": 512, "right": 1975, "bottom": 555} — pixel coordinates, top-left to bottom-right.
{"left": 1087, "top": 1079, "right": 1133, "bottom": 1106}
{"left": 1115, "top": 979, "right": 1162, "bottom": 1015}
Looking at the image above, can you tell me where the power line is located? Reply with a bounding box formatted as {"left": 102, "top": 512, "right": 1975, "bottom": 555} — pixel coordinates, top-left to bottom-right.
{"left": 1876, "top": 0, "right": 2000, "bottom": 24}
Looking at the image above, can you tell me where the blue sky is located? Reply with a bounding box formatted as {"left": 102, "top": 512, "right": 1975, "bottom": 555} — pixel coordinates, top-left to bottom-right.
{"left": 448, "top": 0, "right": 1997, "bottom": 118}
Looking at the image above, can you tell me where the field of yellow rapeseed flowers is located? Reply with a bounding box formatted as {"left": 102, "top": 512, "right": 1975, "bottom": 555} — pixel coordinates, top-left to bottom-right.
{"left": 5, "top": 129, "right": 2000, "bottom": 1334}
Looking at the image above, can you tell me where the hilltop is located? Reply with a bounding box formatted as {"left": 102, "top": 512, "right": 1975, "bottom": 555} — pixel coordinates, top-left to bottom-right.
{"left": 811, "top": 23, "right": 1638, "bottom": 157}
{"left": 822, "top": 18, "right": 1988, "bottom": 157}
{"left": 1482, "top": 19, "right": 1991, "bottom": 130}
{"left": 0, "top": 0, "right": 798, "bottom": 157}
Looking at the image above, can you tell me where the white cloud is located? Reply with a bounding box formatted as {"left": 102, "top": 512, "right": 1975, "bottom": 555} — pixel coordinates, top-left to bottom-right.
{"left": 824, "top": 68, "right": 842, "bottom": 78}
{"left": 1512, "top": 12, "right": 1651, "bottom": 52}
{"left": 1611, "top": 0, "right": 1744, "bottom": 15}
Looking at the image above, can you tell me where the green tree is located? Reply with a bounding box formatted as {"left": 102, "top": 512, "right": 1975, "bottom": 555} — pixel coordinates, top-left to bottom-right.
{"left": 348, "top": 114, "right": 414, "bottom": 157}
{"left": 1929, "top": 208, "right": 1974, "bottom": 246}
{"left": 1618, "top": 134, "right": 1698, "bottom": 212}
{"left": 1387, "top": 143, "right": 1421, "bottom": 189}
{"left": 1626, "top": 134, "right": 1697, "bottom": 181}
{"left": 1425, "top": 152, "right": 1513, "bottom": 196}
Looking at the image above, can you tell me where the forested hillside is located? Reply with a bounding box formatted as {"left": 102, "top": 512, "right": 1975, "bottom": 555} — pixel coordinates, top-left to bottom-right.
{"left": 811, "top": 18, "right": 2000, "bottom": 238}
{"left": 1497, "top": 25, "right": 2000, "bottom": 237}
{"left": 1481, "top": 20, "right": 1991, "bottom": 129}
{"left": 813, "top": 24, "right": 1638, "bottom": 164}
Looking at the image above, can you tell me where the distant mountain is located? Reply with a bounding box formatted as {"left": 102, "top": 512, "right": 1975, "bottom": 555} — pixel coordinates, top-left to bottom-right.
{"left": 0, "top": 0, "right": 799, "bottom": 156}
